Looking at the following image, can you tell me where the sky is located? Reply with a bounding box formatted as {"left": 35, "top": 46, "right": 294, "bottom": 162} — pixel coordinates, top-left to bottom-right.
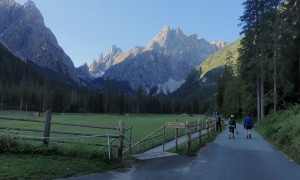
{"left": 15, "top": 0, "right": 244, "bottom": 67}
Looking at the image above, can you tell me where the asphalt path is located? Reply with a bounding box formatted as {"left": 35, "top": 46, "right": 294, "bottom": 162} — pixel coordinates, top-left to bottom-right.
{"left": 64, "top": 124, "right": 300, "bottom": 180}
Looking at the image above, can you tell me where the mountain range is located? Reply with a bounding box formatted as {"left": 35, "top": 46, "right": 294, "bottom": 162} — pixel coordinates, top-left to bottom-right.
{"left": 1, "top": 0, "right": 234, "bottom": 97}
{"left": 86, "top": 25, "right": 222, "bottom": 94}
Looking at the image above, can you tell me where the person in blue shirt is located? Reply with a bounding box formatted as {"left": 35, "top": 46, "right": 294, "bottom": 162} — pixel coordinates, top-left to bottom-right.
{"left": 244, "top": 114, "right": 254, "bottom": 139}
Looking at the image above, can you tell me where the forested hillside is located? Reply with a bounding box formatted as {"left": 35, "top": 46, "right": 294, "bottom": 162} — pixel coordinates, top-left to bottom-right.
{"left": 170, "top": 39, "right": 241, "bottom": 113}
{"left": 217, "top": 0, "right": 300, "bottom": 119}
{"left": 200, "top": 39, "right": 241, "bottom": 78}
{"left": 0, "top": 42, "right": 82, "bottom": 112}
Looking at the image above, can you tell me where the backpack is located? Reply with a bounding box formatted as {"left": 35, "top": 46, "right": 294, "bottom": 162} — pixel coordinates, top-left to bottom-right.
{"left": 246, "top": 116, "right": 252, "bottom": 126}
{"left": 229, "top": 118, "right": 235, "bottom": 126}
{"left": 217, "top": 116, "right": 221, "bottom": 122}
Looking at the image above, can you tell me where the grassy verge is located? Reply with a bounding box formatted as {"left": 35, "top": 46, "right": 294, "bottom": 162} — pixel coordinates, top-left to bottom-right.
{"left": 0, "top": 154, "right": 120, "bottom": 180}
{"left": 255, "top": 104, "right": 300, "bottom": 164}
{"left": 167, "top": 133, "right": 218, "bottom": 156}
{"left": 0, "top": 136, "right": 127, "bottom": 179}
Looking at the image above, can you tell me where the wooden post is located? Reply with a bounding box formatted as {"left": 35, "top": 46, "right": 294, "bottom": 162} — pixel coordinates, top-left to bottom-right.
{"left": 163, "top": 126, "right": 166, "bottom": 151}
{"left": 221, "top": 118, "right": 223, "bottom": 128}
{"left": 212, "top": 119, "right": 214, "bottom": 133}
{"left": 175, "top": 119, "right": 178, "bottom": 151}
{"left": 206, "top": 119, "right": 209, "bottom": 137}
{"left": 20, "top": 98, "right": 23, "bottom": 111}
{"left": 197, "top": 119, "right": 201, "bottom": 144}
{"left": 129, "top": 126, "right": 132, "bottom": 156}
{"left": 213, "top": 119, "right": 216, "bottom": 132}
{"left": 186, "top": 120, "right": 191, "bottom": 153}
{"left": 43, "top": 109, "right": 52, "bottom": 145}
{"left": 118, "top": 120, "right": 124, "bottom": 158}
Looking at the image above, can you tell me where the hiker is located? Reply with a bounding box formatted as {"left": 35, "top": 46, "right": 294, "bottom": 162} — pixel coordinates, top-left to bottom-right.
{"left": 215, "top": 112, "right": 222, "bottom": 132}
{"left": 228, "top": 115, "right": 236, "bottom": 139}
{"left": 244, "top": 113, "right": 254, "bottom": 139}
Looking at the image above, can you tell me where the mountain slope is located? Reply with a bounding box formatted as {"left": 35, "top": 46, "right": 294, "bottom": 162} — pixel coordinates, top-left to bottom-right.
{"left": 200, "top": 38, "right": 241, "bottom": 78}
{"left": 171, "top": 38, "right": 241, "bottom": 112}
{"left": 0, "top": 0, "right": 80, "bottom": 84}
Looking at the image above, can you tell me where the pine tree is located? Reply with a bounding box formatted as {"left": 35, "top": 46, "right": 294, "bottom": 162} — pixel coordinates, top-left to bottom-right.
{"left": 239, "top": 0, "right": 283, "bottom": 119}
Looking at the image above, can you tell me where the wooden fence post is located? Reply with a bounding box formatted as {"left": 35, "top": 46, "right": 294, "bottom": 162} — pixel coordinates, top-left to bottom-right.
{"left": 197, "top": 119, "right": 201, "bottom": 144}
{"left": 175, "top": 119, "right": 178, "bottom": 151}
{"left": 221, "top": 118, "right": 224, "bottom": 129}
{"left": 163, "top": 125, "right": 166, "bottom": 151}
{"left": 186, "top": 120, "right": 191, "bottom": 153}
{"left": 211, "top": 119, "right": 214, "bottom": 132}
{"left": 43, "top": 109, "right": 52, "bottom": 145}
{"left": 118, "top": 120, "right": 124, "bottom": 158}
{"left": 206, "top": 119, "right": 209, "bottom": 137}
{"left": 213, "top": 119, "right": 216, "bottom": 132}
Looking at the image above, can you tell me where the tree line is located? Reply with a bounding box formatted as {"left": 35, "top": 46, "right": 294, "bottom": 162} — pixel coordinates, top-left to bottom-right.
{"left": 216, "top": 0, "right": 300, "bottom": 120}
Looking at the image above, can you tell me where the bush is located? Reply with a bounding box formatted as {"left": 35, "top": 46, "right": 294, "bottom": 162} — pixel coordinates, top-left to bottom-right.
{"left": 257, "top": 104, "right": 300, "bottom": 164}
{"left": 0, "top": 136, "right": 109, "bottom": 160}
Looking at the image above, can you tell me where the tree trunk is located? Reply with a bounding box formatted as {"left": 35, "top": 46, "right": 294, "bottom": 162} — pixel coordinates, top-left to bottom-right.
{"left": 43, "top": 96, "right": 46, "bottom": 112}
{"left": 260, "top": 61, "right": 265, "bottom": 120}
{"left": 105, "top": 94, "right": 108, "bottom": 113}
{"left": 273, "top": 49, "right": 277, "bottom": 113}
{"left": 25, "top": 101, "right": 28, "bottom": 111}
{"left": 299, "top": 54, "right": 300, "bottom": 91}
{"left": 20, "top": 98, "right": 23, "bottom": 111}
{"left": 1, "top": 96, "right": 3, "bottom": 111}
{"left": 273, "top": 4, "right": 278, "bottom": 113}
{"left": 257, "top": 76, "right": 261, "bottom": 121}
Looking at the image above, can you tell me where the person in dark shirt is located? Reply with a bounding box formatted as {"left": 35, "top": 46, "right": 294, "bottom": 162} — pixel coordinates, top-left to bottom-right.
{"left": 228, "top": 115, "right": 236, "bottom": 139}
{"left": 244, "top": 114, "right": 254, "bottom": 139}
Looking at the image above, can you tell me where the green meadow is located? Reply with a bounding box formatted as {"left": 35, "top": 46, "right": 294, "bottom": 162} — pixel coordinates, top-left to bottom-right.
{"left": 0, "top": 112, "right": 206, "bottom": 147}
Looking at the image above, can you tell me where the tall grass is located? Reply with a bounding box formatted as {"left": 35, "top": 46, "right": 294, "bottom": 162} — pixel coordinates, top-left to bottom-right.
{"left": 256, "top": 104, "right": 300, "bottom": 164}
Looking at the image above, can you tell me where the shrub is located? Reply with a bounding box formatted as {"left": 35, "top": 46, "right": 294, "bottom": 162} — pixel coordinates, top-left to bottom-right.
{"left": 257, "top": 104, "right": 300, "bottom": 164}
{"left": 0, "top": 136, "right": 109, "bottom": 160}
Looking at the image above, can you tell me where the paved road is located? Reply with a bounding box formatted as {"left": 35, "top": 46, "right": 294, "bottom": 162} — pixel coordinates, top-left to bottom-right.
{"left": 65, "top": 124, "right": 300, "bottom": 180}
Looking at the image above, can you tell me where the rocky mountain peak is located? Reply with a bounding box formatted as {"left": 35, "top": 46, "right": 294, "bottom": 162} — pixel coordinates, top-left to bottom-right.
{"left": 89, "top": 59, "right": 98, "bottom": 72}
{"left": 24, "top": 0, "right": 35, "bottom": 8}
{"left": 211, "top": 41, "right": 229, "bottom": 48}
{"left": 108, "top": 44, "right": 122, "bottom": 57}
{"left": 22, "top": 1, "right": 44, "bottom": 25}
{"left": 81, "top": 62, "right": 88, "bottom": 68}
{"left": 76, "top": 62, "right": 92, "bottom": 80}
{"left": 88, "top": 45, "right": 123, "bottom": 77}
{"left": 161, "top": 25, "right": 171, "bottom": 35}
{"left": 103, "top": 25, "right": 219, "bottom": 94}
{"left": 0, "top": 0, "right": 17, "bottom": 7}
{"left": 0, "top": 0, "right": 80, "bottom": 84}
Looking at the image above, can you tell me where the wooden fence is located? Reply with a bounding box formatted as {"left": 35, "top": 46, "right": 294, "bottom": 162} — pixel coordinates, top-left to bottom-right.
{"left": 185, "top": 118, "right": 225, "bottom": 152}
{"left": 123, "top": 117, "right": 225, "bottom": 156}
{"left": 0, "top": 109, "right": 130, "bottom": 158}
{"left": 1, "top": 111, "right": 225, "bottom": 158}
